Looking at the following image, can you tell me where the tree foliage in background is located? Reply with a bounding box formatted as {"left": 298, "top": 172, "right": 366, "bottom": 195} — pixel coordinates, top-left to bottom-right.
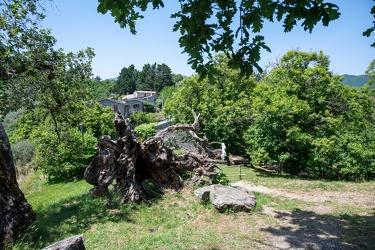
{"left": 163, "top": 54, "right": 255, "bottom": 153}
{"left": 244, "top": 50, "right": 375, "bottom": 181}
{"left": 365, "top": 58, "right": 375, "bottom": 90}
{"left": 111, "top": 63, "right": 175, "bottom": 96}
{"left": 136, "top": 63, "right": 155, "bottom": 91}
{"left": 163, "top": 50, "right": 375, "bottom": 181}
{"left": 111, "top": 64, "right": 138, "bottom": 96}
{"left": 155, "top": 85, "right": 176, "bottom": 109}
{"left": 136, "top": 63, "right": 174, "bottom": 91}
{"left": 97, "top": 0, "right": 341, "bottom": 77}
{"left": 88, "top": 78, "right": 116, "bottom": 100}
{"left": 154, "top": 63, "right": 174, "bottom": 91}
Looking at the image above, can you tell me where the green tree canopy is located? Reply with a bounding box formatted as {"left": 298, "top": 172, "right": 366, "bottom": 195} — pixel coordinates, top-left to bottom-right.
{"left": 136, "top": 62, "right": 174, "bottom": 91}
{"left": 163, "top": 54, "right": 255, "bottom": 152}
{"left": 0, "top": 0, "right": 57, "bottom": 116}
{"left": 136, "top": 63, "right": 156, "bottom": 90}
{"left": 87, "top": 78, "right": 116, "bottom": 100}
{"left": 111, "top": 64, "right": 138, "bottom": 96}
{"left": 365, "top": 58, "right": 375, "bottom": 89}
{"left": 244, "top": 50, "right": 375, "bottom": 181}
{"left": 154, "top": 63, "right": 174, "bottom": 92}
{"left": 97, "top": 0, "right": 342, "bottom": 77}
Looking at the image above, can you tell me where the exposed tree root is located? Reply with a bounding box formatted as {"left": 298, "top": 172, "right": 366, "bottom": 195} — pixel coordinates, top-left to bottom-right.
{"left": 84, "top": 112, "right": 221, "bottom": 206}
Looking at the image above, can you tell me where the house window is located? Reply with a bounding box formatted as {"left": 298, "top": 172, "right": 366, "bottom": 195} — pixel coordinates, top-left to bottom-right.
{"left": 114, "top": 105, "right": 119, "bottom": 112}
{"left": 133, "top": 104, "right": 139, "bottom": 109}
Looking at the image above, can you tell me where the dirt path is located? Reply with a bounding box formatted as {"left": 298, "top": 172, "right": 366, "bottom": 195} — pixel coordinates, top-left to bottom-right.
{"left": 232, "top": 180, "right": 375, "bottom": 210}
{"left": 232, "top": 180, "right": 375, "bottom": 250}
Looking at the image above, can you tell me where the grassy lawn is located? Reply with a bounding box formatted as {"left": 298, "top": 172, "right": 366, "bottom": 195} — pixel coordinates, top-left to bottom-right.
{"left": 8, "top": 167, "right": 375, "bottom": 249}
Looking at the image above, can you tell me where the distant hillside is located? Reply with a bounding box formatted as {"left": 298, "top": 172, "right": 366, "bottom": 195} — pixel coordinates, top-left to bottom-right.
{"left": 342, "top": 74, "right": 369, "bottom": 87}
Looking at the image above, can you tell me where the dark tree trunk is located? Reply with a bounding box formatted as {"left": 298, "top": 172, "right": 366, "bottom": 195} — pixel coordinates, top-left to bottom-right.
{"left": 0, "top": 123, "right": 36, "bottom": 246}
{"left": 84, "top": 112, "right": 222, "bottom": 206}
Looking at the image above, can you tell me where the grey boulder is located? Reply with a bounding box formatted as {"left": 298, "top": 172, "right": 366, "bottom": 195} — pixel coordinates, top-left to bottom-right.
{"left": 194, "top": 184, "right": 256, "bottom": 212}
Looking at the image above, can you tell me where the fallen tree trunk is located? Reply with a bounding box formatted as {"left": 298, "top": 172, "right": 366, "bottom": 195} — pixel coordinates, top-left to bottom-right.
{"left": 84, "top": 112, "right": 220, "bottom": 206}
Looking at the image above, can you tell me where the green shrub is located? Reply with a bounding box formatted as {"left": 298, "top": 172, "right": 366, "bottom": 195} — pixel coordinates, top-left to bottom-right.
{"left": 33, "top": 124, "right": 97, "bottom": 181}
{"left": 134, "top": 123, "right": 156, "bottom": 141}
{"left": 143, "top": 102, "right": 155, "bottom": 113}
{"left": 12, "top": 139, "right": 35, "bottom": 167}
{"left": 212, "top": 171, "right": 230, "bottom": 185}
{"left": 12, "top": 139, "right": 35, "bottom": 176}
{"left": 130, "top": 112, "right": 159, "bottom": 126}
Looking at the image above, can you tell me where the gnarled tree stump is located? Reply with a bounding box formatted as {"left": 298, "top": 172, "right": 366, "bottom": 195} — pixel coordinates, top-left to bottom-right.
{"left": 84, "top": 112, "right": 221, "bottom": 206}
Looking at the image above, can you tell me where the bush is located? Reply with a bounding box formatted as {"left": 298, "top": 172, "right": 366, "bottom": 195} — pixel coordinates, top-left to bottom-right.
{"left": 130, "top": 112, "right": 159, "bottom": 127}
{"left": 12, "top": 139, "right": 35, "bottom": 176}
{"left": 212, "top": 171, "right": 230, "bottom": 185}
{"left": 134, "top": 123, "right": 156, "bottom": 141}
{"left": 33, "top": 124, "right": 97, "bottom": 181}
{"left": 143, "top": 102, "right": 155, "bottom": 113}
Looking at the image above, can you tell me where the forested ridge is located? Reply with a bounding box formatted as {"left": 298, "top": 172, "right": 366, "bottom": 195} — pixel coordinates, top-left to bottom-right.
{"left": 342, "top": 74, "right": 370, "bottom": 87}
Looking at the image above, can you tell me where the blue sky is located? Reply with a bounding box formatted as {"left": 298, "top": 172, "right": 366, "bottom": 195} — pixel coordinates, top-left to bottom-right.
{"left": 42, "top": 1, "right": 375, "bottom": 79}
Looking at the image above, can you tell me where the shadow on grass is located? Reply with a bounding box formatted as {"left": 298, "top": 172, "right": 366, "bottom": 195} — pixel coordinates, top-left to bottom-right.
{"left": 22, "top": 192, "right": 134, "bottom": 249}
{"left": 224, "top": 165, "right": 298, "bottom": 180}
{"left": 261, "top": 208, "right": 375, "bottom": 250}
{"left": 250, "top": 166, "right": 297, "bottom": 180}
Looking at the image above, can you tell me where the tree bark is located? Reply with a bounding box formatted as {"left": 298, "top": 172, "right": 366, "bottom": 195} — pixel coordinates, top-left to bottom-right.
{"left": 84, "top": 112, "right": 221, "bottom": 206}
{"left": 0, "top": 123, "right": 36, "bottom": 246}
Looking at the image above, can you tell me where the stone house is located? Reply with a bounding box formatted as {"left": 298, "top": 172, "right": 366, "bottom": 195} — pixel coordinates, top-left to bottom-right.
{"left": 99, "top": 98, "right": 129, "bottom": 116}
{"left": 125, "top": 99, "right": 144, "bottom": 114}
{"left": 122, "top": 90, "right": 157, "bottom": 105}
{"left": 98, "top": 98, "right": 144, "bottom": 117}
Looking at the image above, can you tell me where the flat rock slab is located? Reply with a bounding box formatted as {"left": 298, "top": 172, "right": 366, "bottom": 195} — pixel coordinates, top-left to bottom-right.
{"left": 42, "top": 235, "right": 85, "bottom": 250}
{"left": 194, "top": 184, "right": 256, "bottom": 212}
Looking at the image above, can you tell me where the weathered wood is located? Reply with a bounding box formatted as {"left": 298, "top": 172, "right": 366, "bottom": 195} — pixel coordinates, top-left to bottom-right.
{"left": 84, "top": 112, "right": 220, "bottom": 206}
{"left": 0, "top": 123, "right": 36, "bottom": 246}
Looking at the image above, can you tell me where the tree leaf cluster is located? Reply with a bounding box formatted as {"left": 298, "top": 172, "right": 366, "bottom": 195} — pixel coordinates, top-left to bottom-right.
{"left": 0, "top": 0, "right": 57, "bottom": 116}
{"left": 97, "top": 0, "right": 342, "bottom": 77}
{"left": 363, "top": 3, "right": 375, "bottom": 47}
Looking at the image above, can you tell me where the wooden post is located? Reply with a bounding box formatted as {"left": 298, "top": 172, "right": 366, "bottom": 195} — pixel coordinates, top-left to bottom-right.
{"left": 239, "top": 165, "right": 242, "bottom": 180}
